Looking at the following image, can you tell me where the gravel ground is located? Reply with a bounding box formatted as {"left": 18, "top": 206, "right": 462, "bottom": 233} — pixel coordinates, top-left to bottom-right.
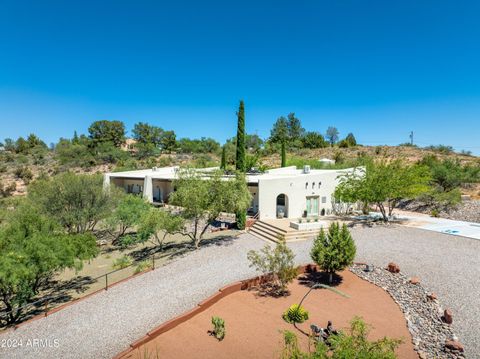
{"left": 1, "top": 226, "right": 478, "bottom": 358}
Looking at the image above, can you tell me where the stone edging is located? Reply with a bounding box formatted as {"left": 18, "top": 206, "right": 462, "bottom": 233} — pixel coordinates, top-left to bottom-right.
{"left": 350, "top": 264, "right": 465, "bottom": 359}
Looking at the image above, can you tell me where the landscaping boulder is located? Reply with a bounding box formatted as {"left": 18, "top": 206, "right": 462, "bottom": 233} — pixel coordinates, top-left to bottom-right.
{"left": 387, "top": 262, "right": 400, "bottom": 273}
{"left": 443, "top": 309, "right": 453, "bottom": 324}
{"left": 409, "top": 276, "right": 420, "bottom": 285}
{"left": 445, "top": 340, "right": 464, "bottom": 352}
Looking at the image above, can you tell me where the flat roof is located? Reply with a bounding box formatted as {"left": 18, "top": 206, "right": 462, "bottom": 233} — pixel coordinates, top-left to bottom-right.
{"left": 106, "top": 165, "right": 355, "bottom": 183}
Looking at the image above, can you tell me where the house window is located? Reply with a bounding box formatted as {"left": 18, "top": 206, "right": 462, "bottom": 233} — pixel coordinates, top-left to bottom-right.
{"left": 312, "top": 182, "right": 315, "bottom": 189}
{"left": 321, "top": 196, "right": 327, "bottom": 204}
{"left": 305, "top": 182, "right": 308, "bottom": 189}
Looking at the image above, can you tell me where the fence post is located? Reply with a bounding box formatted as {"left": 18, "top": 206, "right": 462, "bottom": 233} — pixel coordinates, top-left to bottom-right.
{"left": 152, "top": 254, "right": 155, "bottom": 270}
{"left": 44, "top": 300, "right": 48, "bottom": 317}
{"left": 105, "top": 273, "right": 108, "bottom": 290}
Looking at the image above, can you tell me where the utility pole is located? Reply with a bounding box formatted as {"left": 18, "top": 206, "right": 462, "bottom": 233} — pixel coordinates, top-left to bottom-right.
{"left": 409, "top": 131, "right": 414, "bottom": 146}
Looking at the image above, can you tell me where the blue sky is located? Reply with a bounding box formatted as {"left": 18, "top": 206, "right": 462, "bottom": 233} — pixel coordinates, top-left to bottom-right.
{"left": 1, "top": 0, "right": 479, "bottom": 153}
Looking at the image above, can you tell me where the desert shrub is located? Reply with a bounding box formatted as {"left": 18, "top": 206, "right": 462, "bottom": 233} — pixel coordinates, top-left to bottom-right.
{"left": 0, "top": 182, "right": 16, "bottom": 198}
{"left": 134, "top": 260, "right": 153, "bottom": 274}
{"left": 14, "top": 166, "right": 33, "bottom": 184}
{"left": 282, "top": 304, "right": 309, "bottom": 324}
{"left": 310, "top": 222, "right": 356, "bottom": 283}
{"left": 112, "top": 255, "right": 133, "bottom": 270}
{"left": 247, "top": 238, "right": 298, "bottom": 294}
{"left": 211, "top": 316, "right": 225, "bottom": 341}
{"left": 278, "top": 317, "right": 402, "bottom": 359}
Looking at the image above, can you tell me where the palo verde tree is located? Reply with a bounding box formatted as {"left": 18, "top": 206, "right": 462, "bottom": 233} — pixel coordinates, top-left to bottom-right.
{"left": 310, "top": 222, "right": 356, "bottom": 284}
{"left": 0, "top": 202, "right": 97, "bottom": 325}
{"left": 334, "top": 159, "right": 431, "bottom": 221}
{"left": 236, "top": 100, "right": 246, "bottom": 172}
{"left": 169, "top": 169, "right": 251, "bottom": 248}
{"left": 325, "top": 126, "right": 339, "bottom": 146}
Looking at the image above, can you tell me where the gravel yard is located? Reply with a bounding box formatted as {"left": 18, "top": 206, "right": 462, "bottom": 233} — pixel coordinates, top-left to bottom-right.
{"left": 1, "top": 225, "right": 478, "bottom": 358}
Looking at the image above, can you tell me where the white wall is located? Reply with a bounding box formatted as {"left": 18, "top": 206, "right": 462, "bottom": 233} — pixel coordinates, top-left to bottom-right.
{"left": 258, "top": 171, "right": 343, "bottom": 220}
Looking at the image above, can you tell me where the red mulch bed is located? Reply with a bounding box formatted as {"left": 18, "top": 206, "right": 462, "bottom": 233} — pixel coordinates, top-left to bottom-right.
{"left": 123, "top": 270, "right": 417, "bottom": 359}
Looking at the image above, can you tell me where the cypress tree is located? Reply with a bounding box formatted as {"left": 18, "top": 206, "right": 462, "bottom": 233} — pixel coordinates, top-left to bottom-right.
{"left": 281, "top": 141, "right": 287, "bottom": 167}
{"left": 220, "top": 145, "right": 226, "bottom": 170}
{"left": 236, "top": 100, "right": 246, "bottom": 172}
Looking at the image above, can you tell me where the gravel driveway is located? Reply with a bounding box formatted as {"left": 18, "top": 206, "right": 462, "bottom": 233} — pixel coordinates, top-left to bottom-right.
{"left": 287, "top": 225, "right": 480, "bottom": 357}
{"left": 1, "top": 226, "right": 478, "bottom": 358}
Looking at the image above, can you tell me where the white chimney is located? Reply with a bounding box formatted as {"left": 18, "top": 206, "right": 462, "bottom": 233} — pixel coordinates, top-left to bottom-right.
{"left": 303, "top": 165, "right": 311, "bottom": 174}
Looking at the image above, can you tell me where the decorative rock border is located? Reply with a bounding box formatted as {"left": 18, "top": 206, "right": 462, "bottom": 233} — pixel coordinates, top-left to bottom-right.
{"left": 350, "top": 264, "right": 465, "bottom": 359}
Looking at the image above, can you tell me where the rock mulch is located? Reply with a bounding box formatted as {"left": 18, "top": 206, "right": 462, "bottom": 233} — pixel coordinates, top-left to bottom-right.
{"left": 399, "top": 199, "right": 480, "bottom": 224}
{"left": 350, "top": 264, "right": 465, "bottom": 359}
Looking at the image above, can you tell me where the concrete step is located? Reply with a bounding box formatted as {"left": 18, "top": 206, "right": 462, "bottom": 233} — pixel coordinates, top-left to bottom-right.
{"left": 249, "top": 220, "right": 321, "bottom": 243}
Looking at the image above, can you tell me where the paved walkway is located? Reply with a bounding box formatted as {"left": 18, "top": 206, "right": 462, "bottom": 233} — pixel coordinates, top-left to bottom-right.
{"left": 1, "top": 226, "right": 478, "bottom": 358}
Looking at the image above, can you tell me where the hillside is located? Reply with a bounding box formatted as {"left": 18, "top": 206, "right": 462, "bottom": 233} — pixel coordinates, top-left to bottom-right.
{"left": 1, "top": 145, "right": 479, "bottom": 198}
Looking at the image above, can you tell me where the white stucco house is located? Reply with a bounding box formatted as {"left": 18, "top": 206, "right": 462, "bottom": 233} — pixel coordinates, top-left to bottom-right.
{"left": 104, "top": 165, "right": 355, "bottom": 220}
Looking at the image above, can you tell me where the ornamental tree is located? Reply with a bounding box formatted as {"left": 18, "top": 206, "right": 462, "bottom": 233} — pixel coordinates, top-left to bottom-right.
{"left": 334, "top": 159, "right": 431, "bottom": 221}
{"left": 170, "top": 170, "right": 251, "bottom": 248}
{"left": 236, "top": 100, "right": 246, "bottom": 172}
{"left": 310, "top": 222, "right": 356, "bottom": 284}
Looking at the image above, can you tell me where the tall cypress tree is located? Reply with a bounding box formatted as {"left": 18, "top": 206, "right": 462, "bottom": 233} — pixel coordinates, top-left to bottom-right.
{"left": 220, "top": 145, "right": 226, "bottom": 170}
{"left": 281, "top": 141, "right": 287, "bottom": 167}
{"left": 236, "top": 100, "right": 246, "bottom": 172}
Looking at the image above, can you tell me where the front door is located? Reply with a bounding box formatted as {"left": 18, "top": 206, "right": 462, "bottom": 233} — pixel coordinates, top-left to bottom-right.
{"left": 306, "top": 196, "right": 319, "bottom": 216}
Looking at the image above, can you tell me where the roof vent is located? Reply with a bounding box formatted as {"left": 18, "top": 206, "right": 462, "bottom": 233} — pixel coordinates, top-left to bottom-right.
{"left": 303, "top": 165, "right": 311, "bottom": 174}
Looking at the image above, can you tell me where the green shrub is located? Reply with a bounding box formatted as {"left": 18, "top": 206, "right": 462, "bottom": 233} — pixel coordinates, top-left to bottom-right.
{"left": 134, "top": 260, "right": 153, "bottom": 274}
{"left": 282, "top": 304, "right": 309, "bottom": 324}
{"left": 14, "top": 166, "right": 33, "bottom": 183}
{"left": 211, "top": 316, "right": 225, "bottom": 341}
{"left": 247, "top": 238, "right": 298, "bottom": 294}
{"left": 278, "top": 317, "right": 402, "bottom": 359}
{"left": 112, "top": 255, "right": 133, "bottom": 270}
{"left": 236, "top": 210, "right": 246, "bottom": 229}
{"left": 310, "top": 222, "right": 356, "bottom": 283}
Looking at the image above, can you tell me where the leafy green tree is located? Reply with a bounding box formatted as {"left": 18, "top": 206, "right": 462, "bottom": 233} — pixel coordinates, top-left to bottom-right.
{"left": 245, "top": 134, "right": 264, "bottom": 152}
{"left": 335, "top": 159, "right": 431, "bottom": 221}
{"left": 88, "top": 120, "right": 126, "bottom": 147}
{"left": 310, "top": 222, "right": 356, "bottom": 283}
{"left": 344, "top": 133, "right": 357, "bottom": 146}
{"left": 28, "top": 173, "right": 114, "bottom": 233}
{"left": 3, "top": 138, "right": 15, "bottom": 152}
{"left": 270, "top": 117, "right": 289, "bottom": 144}
{"left": 0, "top": 202, "right": 97, "bottom": 325}
{"left": 302, "top": 132, "right": 327, "bottom": 149}
{"left": 247, "top": 238, "right": 298, "bottom": 294}
{"left": 236, "top": 100, "right": 246, "bottom": 172}
{"left": 160, "top": 130, "right": 177, "bottom": 153}
{"left": 326, "top": 126, "right": 339, "bottom": 145}
{"left": 177, "top": 137, "right": 221, "bottom": 154}
{"left": 287, "top": 113, "right": 305, "bottom": 142}
{"left": 281, "top": 141, "right": 287, "bottom": 167}
{"left": 170, "top": 170, "right": 251, "bottom": 248}
{"left": 107, "top": 194, "right": 150, "bottom": 240}
{"left": 137, "top": 208, "right": 185, "bottom": 249}
{"left": 132, "top": 122, "right": 164, "bottom": 146}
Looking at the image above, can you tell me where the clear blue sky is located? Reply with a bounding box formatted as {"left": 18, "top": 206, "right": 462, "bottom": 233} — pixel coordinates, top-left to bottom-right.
{"left": 1, "top": 0, "right": 479, "bottom": 153}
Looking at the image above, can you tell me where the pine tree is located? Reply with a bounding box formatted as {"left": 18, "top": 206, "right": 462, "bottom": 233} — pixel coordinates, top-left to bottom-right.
{"left": 236, "top": 100, "right": 246, "bottom": 172}
{"left": 281, "top": 141, "right": 287, "bottom": 167}
{"left": 220, "top": 145, "right": 226, "bottom": 170}
{"left": 310, "top": 222, "right": 356, "bottom": 283}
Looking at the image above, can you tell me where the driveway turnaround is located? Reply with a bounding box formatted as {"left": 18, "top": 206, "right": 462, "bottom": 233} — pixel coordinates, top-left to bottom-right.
{"left": 1, "top": 226, "right": 478, "bottom": 358}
